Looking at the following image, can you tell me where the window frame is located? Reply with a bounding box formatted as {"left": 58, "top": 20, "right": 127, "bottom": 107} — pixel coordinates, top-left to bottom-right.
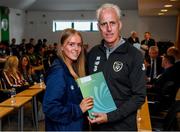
{"left": 53, "top": 20, "right": 98, "bottom": 32}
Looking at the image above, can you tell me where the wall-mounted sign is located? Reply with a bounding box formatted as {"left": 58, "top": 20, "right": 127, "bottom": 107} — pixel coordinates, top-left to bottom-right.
{"left": 1, "top": 18, "right": 8, "bottom": 31}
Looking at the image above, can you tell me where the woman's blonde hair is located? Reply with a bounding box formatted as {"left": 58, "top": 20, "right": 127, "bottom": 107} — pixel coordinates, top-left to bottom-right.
{"left": 57, "top": 28, "right": 86, "bottom": 79}
{"left": 3, "top": 56, "right": 19, "bottom": 74}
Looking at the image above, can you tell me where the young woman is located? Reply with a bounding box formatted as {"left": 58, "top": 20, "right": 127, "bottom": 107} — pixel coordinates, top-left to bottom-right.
{"left": 3, "top": 56, "right": 28, "bottom": 92}
{"left": 19, "top": 55, "right": 38, "bottom": 85}
{"left": 43, "top": 28, "right": 93, "bottom": 131}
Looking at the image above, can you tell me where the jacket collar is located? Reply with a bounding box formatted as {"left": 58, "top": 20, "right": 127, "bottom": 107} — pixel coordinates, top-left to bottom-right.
{"left": 99, "top": 38, "right": 129, "bottom": 54}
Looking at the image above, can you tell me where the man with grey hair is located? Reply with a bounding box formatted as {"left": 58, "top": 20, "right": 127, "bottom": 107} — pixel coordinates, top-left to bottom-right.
{"left": 146, "top": 46, "right": 163, "bottom": 83}
{"left": 87, "top": 3, "right": 146, "bottom": 131}
{"left": 128, "top": 31, "right": 140, "bottom": 45}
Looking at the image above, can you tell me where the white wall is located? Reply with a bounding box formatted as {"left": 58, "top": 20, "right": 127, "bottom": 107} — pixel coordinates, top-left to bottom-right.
{"left": 9, "top": 9, "right": 177, "bottom": 48}
{"left": 9, "top": 8, "right": 26, "bottom": 44}
{"left": 24, "top": 10, "right": 102, "bottom": 48}
{"left": 120, "top": 10, "right": 177, "bottom": 42}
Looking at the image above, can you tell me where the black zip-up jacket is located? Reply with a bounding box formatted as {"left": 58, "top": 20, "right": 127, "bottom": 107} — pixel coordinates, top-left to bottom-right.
{"left": 87, "top": 39, "right": 146, "bottom": 131}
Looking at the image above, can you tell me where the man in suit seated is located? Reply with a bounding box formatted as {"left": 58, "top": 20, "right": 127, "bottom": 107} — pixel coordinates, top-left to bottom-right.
{"left": 146, "top": 46, "right": 164, "bottom": 84}
{"left": 167, "top": 46, "right": 180, "bottom": 84}
{"left": 128, "top": 31, "right": 140, "bottom": 45}
{"left": 148, "top": 54, "right": 179, "bottom": 114}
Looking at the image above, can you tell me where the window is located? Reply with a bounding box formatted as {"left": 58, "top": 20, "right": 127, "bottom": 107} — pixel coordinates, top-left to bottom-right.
{"left": 74, "top": 21, "right": 91, "bottom": 31}
{"left": 53, "top": 20, "right": 98, "bottom": 32}
{"left": 53, "top": 21, "right": 72, "bottom": 32}
{"left": 92, "top": 21, "right": 98, "bottom": 31}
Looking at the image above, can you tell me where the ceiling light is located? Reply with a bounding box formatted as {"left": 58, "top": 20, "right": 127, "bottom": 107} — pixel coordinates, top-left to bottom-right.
{"left": 164, "top": 4, "right": 173, "bottom": 7}
{"left": 158, "top": 13, "right": 165, "bottom": 15}
{"left": 161, "top": 9, "right": 168, "bottom": 12}
{"left": 170, "top": 0, "right": 178, "bottom": 1}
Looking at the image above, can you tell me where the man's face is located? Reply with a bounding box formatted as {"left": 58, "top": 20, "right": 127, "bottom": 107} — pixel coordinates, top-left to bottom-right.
{"left": 98, "top": 8, "right": 121, "bottom": 48}
{"left": 149, "top": 50, "right": 158, "bottom": 59}
{"left": 161, "top": 56, "right": 166, "bottom": 68}
{"left": 144, "top": 33, "right": 150, "bottom": 40}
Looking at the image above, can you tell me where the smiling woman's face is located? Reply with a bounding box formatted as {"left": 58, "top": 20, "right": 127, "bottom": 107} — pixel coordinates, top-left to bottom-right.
{"left": 61, "top": 34, "right": 82, "bottom": 64}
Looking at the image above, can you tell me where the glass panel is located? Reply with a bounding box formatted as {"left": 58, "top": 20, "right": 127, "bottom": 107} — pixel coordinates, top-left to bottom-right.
{"left": 92, "top": 21, "right": 98, "bottom": 31}
{"left": 74, "top": 21, "right": 91, "bottom": 31}
{"left": 54, "top": 21, "right": 72, "bottom": 31}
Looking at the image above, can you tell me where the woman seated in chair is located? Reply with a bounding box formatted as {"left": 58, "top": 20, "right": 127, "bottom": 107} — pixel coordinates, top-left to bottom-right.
{"left": 19, "top": 55, "right": 38, "bottom": 85}
{"left": 2, "top": 56, "right": 29, "bottom": 93}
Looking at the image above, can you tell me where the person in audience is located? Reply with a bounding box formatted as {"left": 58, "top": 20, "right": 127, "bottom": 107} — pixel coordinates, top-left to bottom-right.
{"left": 10, "top": 38, "right": 19, "bottom": 57}
{"left": 141, "top": 32, "right": 156, "bottom": 58}
{"left": 19, "top": 55, "right": 38, "bottom": 85}
{"left": 34, "top": 43, "right": 46, "bottom": 74}
{"left": 148, "top": 55, "right": 178, "bottom": 113}
{"left": 52, "top": 42, "right": 58, "bottom": 54}
{"left": 26, "top": 44, "right": 37, "bottom": 66}
{"left": 42, "top": 38, "right": 48, "bottom": 47}
{"left": 2, "top": 56, "right": 28, "bottom": 92}
{"left": 44, "top": 44, "right": 57, "bottom": 71}
{"left": 29, "top": 38, "right": 36, "bottom": 46}
{"left": 19, "top": 38, "right": 27, "bottom": 56}
{"left": 34, "top": 39, "right": 43, "bottom": 54}
{"left": 43, "top": 28, "right": 93, "bottom": 131}
{"left": 26, "top": 43, "right": 44, "bottom": 80}
{"left": 87, "top": 3, "right": 146, "bottom": 131}
{"left": 167, "top": 46, "right": 180, "bottom": 87}
{"left": 128, "top": 31, "right": 140, "bottom": 45}
{"left": 167, "top": 46, "right": 180, "bottom": 64}
{"left": 146, "top": 46, "right": 163, "bottom": 83}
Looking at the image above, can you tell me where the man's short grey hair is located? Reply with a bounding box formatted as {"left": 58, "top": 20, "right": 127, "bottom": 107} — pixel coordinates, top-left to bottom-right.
{"left": 149, "top": 46, "right": 159, "bottom": 52}
{"left": 96, "top": 3, "right": 121, "bottom": 22}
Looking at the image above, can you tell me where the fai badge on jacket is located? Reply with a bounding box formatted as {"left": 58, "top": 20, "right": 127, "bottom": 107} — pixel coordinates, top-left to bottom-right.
{"left": 113, "top": 61, "right": 123, "bottom": 72}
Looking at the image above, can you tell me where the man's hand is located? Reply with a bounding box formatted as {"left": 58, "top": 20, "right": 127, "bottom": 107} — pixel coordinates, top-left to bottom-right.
{"left": 88, "top": 113, "right": 108, "bottom": 124}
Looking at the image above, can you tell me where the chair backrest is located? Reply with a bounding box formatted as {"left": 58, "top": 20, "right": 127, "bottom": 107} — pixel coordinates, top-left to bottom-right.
{"left": 137, "top": 97, "right": 152, "bottom": 131}
{"left": 163, "top": 100, "right": 180, "bottom": 130}
{"left": 159, "top": 81, "right": 179, "bottom": 110}
{"left": 1, "top": 77, "right": 7, "bottom": 89}
{"left": 176, "top": 88, "right": 180, "bottom": 101}
{"left": 0, "top": 69, "right": 7, "bottom": 90}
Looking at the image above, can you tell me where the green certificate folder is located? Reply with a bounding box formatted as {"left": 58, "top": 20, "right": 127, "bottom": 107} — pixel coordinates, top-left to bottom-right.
{"left": 76, "top": 72, "right": 117, "bottom": 119}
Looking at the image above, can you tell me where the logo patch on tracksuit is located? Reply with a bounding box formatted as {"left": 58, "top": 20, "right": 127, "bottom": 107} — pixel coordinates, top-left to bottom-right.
{"left": 142, "top": 64, "right": 146, "bottom": 71}
{"left": 93, "top": 56, "right": 101, "bottom": 72}
{"left": 113, "top": 61, "right": 123, "bottom": 72}
{"left": 70, "top": 85, "right": 74, "bottom": 90}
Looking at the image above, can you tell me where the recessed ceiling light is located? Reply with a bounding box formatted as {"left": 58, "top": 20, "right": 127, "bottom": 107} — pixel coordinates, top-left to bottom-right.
{"left": 164, "top": 4, "right": 173, "bottom": 7}
{"left": 158, "top": 13, "right": 165, "bottom": 15}
{"left": 161, "top": 9, "right": 168, "bottom": 12}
